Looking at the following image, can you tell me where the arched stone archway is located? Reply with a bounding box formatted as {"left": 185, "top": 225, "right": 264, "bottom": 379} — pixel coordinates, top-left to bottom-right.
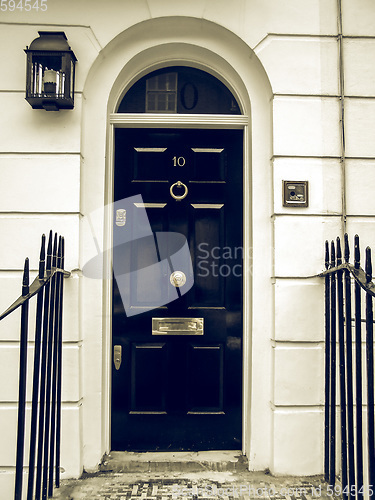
{"left": 80, "top": 16, "right": 273, "bottom": 472}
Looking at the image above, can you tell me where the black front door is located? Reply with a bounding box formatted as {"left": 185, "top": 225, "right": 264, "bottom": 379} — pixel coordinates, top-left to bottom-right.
{"left": 112, "top": 128, "right": 243, "bottom": 451}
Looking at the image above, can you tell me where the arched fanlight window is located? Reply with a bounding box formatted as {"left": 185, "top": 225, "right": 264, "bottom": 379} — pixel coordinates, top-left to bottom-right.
{"left": 117, "top": 66, "right": 241, "bottom": 115}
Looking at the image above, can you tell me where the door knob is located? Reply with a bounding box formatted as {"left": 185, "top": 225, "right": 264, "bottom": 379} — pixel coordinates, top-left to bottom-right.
{"left": 170, "top": 271, "right": 187, "bottom": 287}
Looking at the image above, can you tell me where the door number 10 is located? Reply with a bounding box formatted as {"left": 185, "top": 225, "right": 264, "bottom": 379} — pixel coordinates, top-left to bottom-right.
{"left": 172, "top": 156, "right": 186, "bottom": 167}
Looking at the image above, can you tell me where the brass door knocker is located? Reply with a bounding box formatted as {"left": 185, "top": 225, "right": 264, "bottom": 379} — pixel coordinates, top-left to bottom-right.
{"left": 170, "top": 181, "right": 188, "bottom": 201}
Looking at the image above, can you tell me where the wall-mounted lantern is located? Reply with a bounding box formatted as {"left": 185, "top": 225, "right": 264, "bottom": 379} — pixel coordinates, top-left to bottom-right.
{"left": 25, "top": 31, "right": 77, "bottom": 111}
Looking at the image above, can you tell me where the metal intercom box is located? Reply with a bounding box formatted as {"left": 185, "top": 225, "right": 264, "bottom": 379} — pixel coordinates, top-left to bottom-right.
{"left": 283, "top": 180, "right": 309, "bottom": 207}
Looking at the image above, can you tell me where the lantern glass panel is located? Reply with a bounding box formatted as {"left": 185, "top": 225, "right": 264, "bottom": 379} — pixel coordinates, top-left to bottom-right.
{"left": 28, "top": 53, "right": 71, "bottom": 98}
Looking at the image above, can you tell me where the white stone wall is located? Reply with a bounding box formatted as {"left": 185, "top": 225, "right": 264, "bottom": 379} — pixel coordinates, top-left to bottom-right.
{"left": 255, "top": 20, "right": 341, "bottom": 476}
{"left": 0, "top": 0, "right": 374, "bottom": 495}
{"left": 0, "top": 17, "right": 87, "bottom": 498}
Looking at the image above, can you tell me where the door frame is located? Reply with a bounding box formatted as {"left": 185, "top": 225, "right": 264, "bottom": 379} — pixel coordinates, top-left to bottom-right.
{"left": 104, "top": 112, "right": 251, "bottom": 454}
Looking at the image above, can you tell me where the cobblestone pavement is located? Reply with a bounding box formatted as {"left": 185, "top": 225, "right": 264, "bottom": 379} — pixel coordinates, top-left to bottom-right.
{"left": 53, "top": 471, "right": 333, "bottom": 500}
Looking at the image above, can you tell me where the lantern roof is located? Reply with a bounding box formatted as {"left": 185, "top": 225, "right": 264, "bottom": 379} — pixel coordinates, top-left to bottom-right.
{"left": 27, "top": 31, "right": 77, "bottom": 59}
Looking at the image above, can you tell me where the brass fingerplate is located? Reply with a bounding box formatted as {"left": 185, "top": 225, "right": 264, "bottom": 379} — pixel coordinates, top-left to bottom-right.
{"left": 152, "top": 318, "right": 204, "bottom": 336}
{"left": 114, "top": 345, "right": 122, "bottom": 370}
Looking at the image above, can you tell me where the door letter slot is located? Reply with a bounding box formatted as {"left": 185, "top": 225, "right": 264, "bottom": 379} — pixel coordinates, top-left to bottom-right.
{"left": 114, "top": 345, "right": 122, "bottom": 370}
{"left": 152, "top": 318, "right": 203, "bottom": 335}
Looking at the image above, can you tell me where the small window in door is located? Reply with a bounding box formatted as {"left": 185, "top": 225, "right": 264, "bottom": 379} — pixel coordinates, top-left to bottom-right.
{"left": 117, "top": 66, "right": 241, "bottom": 115}
{"left": 146, "top": 72, "right": 178, "bottom": 113}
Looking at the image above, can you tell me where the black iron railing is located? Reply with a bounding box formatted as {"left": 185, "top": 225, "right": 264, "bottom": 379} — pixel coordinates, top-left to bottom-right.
{"left": 323, "top": 233, "right": 375, "bottom": 498}
{"left": 0, "top": 231, "right": 68, "bottom": 500}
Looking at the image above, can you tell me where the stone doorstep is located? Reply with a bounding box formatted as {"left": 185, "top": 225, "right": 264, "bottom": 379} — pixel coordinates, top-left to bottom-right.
{"left": 53, "top": 471, "right": 330, "bottom": 500}
{"left": 52, "top": 452, "right": 329, "bottom": 500}
{"left": 100, "top": 451, "right": 249, "bottom": 473}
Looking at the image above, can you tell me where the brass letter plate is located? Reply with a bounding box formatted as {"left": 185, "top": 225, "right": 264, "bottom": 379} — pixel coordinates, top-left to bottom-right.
{"left": 152, "top": 318, "right": 204, "bottom": 335}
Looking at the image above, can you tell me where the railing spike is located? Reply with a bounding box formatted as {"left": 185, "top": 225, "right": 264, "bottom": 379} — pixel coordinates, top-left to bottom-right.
{"left": 15, "top": 257, "right": 30, "bottom": 500}
{"left": 55, "top": 235, "right": 64, "bottom": 490}
{"left": 57, "top": 236, "right": 62, "bottom": 269}
{"left": 354, "top": 238, "right": 364, "bottom": 496}
{"left": 46, "top": 230, "right": 53, "bottom": 274}
{"left": 53, "top": 233, "right": 58, "bottom": 254}
{"left": 355, "top": 234, "right": 360, "bottom": 269}
{"left": 22, "top": 258, "right": 29, "bottom": 297}
{"left": 61, "top": 237, "right": 65, "bottom": 264}
{"left": 39, "top": 234, "right": 46, "bottom": 280}
{"left": 52, "top": 232, "right": 58, "bottom": 269}
{"left": 325, "top": 241, "right": 330, "bottom": 270}
{"left": 40, "top": 234, "right": 46, "bottom": 260}
{"left": 366, "top": 247, "right": 372, "bottom": 284}
{"left": 28, "top": 234, "right": 47, "bottom": 500}
{"left": 365, "top": 245, "right": 375, "bottom": 488}
{"left": 343, "top": 232, "right": 356, "bottom": 491}
{"left": 336, "top": 236, "right": 342, "bottom": 265}
{"left": 331, "top": 240, "right": 336, "bottom": 268}
{"left": 344, "top": 233, "right": 350, "bottom": 263}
